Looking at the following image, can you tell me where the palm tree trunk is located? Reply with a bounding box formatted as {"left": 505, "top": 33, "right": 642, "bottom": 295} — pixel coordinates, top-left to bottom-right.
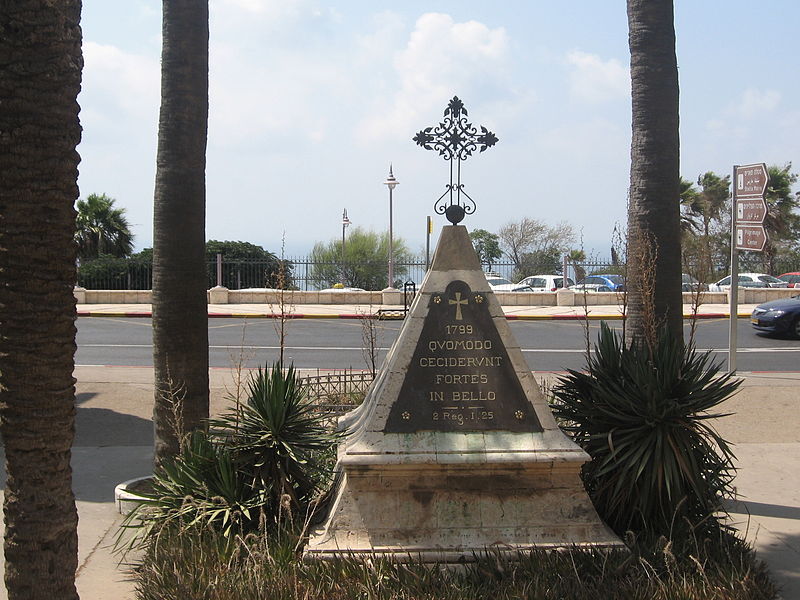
{"left": 626, "top": 0, "right": 683, "bottom": 344}
{"left": 152, "top": 0, "right": 210, "bottom": 465}
{"left": 0, "top": 2, "right": 82, "bottom": 597}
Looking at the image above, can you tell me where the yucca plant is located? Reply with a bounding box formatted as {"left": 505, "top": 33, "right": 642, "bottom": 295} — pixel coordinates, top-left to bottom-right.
{"left": 120, "top": 363, "right": 339, "bottom": 551}
{"left": 122, "top": 430, "right": 268, "bottom": 545}
{"left": 212, "top": 362, "right": 340, "bottom": 516}
{"left": 551, "top": 322, "right": 741, "bottom": 537}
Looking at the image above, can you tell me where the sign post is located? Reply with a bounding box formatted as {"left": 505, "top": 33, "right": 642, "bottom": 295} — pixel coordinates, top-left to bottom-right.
{"left": 728, "top": 162, "right": 768, "bottom": 374}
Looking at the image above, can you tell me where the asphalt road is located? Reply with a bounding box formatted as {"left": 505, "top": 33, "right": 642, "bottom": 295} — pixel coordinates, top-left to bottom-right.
{"left": 75, "top": 317, "right": 800, "bottom": 372}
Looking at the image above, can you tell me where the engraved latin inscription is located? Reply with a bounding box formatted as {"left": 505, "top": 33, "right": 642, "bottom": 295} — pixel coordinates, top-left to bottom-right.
{"left": 384, "top": 280, "right": 542, "bottom": 433}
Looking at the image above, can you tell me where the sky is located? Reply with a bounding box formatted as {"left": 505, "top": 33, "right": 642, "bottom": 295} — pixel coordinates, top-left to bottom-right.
{"left": 77, "top": 1, "right": 800, "bottom": 259}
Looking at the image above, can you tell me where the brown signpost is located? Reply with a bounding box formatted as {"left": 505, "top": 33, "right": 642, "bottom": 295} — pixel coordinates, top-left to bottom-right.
{"left": 729, "top": 162, "right": 769, "bottom": 375}
{"left": 735, "top": 224, "right": 767, "bottom": 251}
{"left": 734, "top": 163, "right": 768, "bottom": 197}
{"left": 733, "top": 162, "right": 768, "bottom": 252}
{"left": 736, "top": 196, "right": 767, "bottom": 223}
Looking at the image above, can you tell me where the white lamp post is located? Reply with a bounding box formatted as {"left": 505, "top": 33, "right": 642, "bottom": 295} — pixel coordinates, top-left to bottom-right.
{"left": 341, "top": 208, "right": 350, "bottom": 286}
{"left": 383, "top": 164, "right": 398, "bottom": 288}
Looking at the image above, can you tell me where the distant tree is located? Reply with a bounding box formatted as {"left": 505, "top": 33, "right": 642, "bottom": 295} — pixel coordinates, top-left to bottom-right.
{"left": 626, "top": 0, "right": 683, "bottom": 344}
{"left": 75, "top": 192, "right": 134, "bottom": 260}
{"left": 205, "top": 240, "right": 291, "bottom": 289}
{"left": 310, "top": 227, "right": 412, "bottom": 290}
{"left": 498, "top": 218, "right": 575, "bottom": 274}
{"left": 469, "top": 228, "right": 502, "bottom": 268}
{"left": 0, "top": 0, "right": 82, "bottom": 596}
{"left": 513, "top": 249, "right": 562, "bottom": 282}
{"left": 568, "top": 249, "right": 588, "bottom": 282}
{"left": 151, "top": 0, "right": 210, "bottom": 466}
{"left": 679, "top": 177, "right": 701, "bottom": 234}
{"left": 681, "top": 172, "right": 730, "bottom": 282}
{"left": 760, "top": 163, "right": 800, "bottom": 274}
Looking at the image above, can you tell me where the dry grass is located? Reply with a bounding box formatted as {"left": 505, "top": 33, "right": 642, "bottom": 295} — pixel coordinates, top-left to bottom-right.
{"left": 133, "top": 525, "right": 777, "bottom": 600}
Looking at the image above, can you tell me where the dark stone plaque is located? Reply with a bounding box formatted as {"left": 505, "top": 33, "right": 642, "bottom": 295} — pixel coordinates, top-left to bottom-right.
{"left": 384, "top": 280, "right": 543, "bottom": 433}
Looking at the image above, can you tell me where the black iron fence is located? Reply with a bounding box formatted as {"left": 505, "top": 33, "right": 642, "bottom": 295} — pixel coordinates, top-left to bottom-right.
{"left": 76, "top": 255, "right": 624, "bottom": 291}
{"left": 298, "top": 369, "right": 374, "bottom": 415}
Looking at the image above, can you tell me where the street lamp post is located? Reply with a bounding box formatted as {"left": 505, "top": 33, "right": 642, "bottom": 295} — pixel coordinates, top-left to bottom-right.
{"left": 383, "top": 165, "right": 399, "bottom": 289}
{"left": 341, "top": 208, "right": 350, "bottom": 287}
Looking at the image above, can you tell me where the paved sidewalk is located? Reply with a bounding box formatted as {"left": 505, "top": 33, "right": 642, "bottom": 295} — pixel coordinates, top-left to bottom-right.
{"left": 1, "top": 363, "right": 798, "bottom": 598}
{"left": 76, "top": 302, "right": 760, "bottom": 319}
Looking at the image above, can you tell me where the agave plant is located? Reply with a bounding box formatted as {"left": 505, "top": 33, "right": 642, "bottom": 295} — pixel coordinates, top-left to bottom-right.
{"left": 121, "top": 363, "right": 339, "bottom": 548}
{"left": 212, "top": 362, "right": 340, "bottom": 515}
{"left": 551, "top": 322, "right": 741, "bottom": 536}
{"left": 124, "top": 430, "right": 268, "bottom": 543}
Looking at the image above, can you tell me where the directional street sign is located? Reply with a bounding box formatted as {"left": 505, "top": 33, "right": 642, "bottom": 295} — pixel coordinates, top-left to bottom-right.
{"left": 735, "top": 224, "right": 767, "bottom": 251}
{"left": 729, "top": 162, "right": 769, "bottom": 374}
{"left": 736, "top": 196, "right": 767, "bottom": 223}
{"left": 734, "top": 163, "right": 768, "bottom": 198}
{"left": 733, "top": 163, "right": 768, "bottom": 252}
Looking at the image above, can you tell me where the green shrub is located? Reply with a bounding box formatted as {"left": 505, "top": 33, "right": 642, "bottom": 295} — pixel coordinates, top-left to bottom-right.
{"left": 126, "top": 431, "right": 267, "bottom": 540}
{"left": 122, "top": 363, "right": 338, "bottom": 548}
{"left": 211, "top": 363, "right": 340, "bottom": 514}
{"left": 551, "top": 322, "right": 741, "bottom": 537}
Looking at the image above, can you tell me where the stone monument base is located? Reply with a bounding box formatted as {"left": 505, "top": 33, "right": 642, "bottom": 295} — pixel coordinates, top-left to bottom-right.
{"left": 305, "top": 433, "right": 621, "bottom": 562}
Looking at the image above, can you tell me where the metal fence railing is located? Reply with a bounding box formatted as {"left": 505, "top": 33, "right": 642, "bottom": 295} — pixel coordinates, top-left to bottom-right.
{"left": 298, "top": 369, "right": 374, "bottom": 415}
{"left": 76, "top": 255, "right": 625, "bottom": 291}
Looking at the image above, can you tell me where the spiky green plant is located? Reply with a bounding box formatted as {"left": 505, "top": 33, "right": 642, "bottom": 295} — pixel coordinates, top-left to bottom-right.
{"left": 551, "top": 322, "right": 741, "bottom": 536}
{"left": 120, "top": 363, "right": 339, "bottom": 552}
{"left": 122, "top": 430, "right": 267, "bottom": 544}
{"left": 211, "top": 362, "right": 340, "bottom": 514}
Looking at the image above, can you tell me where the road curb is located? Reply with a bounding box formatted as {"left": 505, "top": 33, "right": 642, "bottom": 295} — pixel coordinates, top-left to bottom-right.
{"left": 77, "top": 311, "right": 754, "bottom": 320}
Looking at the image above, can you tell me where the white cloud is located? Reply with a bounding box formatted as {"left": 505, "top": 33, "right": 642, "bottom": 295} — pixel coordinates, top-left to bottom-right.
{"left": 208, "top": 45, "right": 349, "bottom": 148}
{"left": 214, "top": 0, "right": 339, "bottom": 28}
{"left": 357, "top": 13, "right": 510, "bottom": 143}
{"left": 728, "top": 88, "right": 781, "bottom": 119}
{"left": 703, "top": 88, "right": 782, "bottom": 139}
{"left": 565, "top": 50, "right": 629, "bottom": 103}
{"left": 219, "top": 0, "right": 304, "bottom": 17}
{"left": 81, "top": 42, "right": 159, "bottom": 119}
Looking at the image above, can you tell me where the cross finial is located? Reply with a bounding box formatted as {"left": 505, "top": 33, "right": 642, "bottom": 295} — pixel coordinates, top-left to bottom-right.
{"left": 413, "top": 96, "right": 498, "bottom": 225}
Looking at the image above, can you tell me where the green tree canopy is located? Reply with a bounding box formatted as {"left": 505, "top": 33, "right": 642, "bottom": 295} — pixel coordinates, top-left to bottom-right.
{"left": 513, "top": 248, "right": 562, "bottom": 282}
{"left": 469, "top": 228, "right": 502, "bottom": 267}
{"left": 760, "top": 163, "right": 800, "bottom": 274}
{"left": 680, "top": 172, "right": 730, "bottom": 282}
{"left": 310, "top": 227, "right": 412, "bottom": 290}
{"left": 206, "top": 240, "right": 274, "bottom": 261}
{"left": 75, "top": 193, "right": 134, "bottom": 260}
{"left": 206, "top": 240, "right": 291, "bottom": 288}
{"left": 497, "top": 218, "right": 576, "bottom": 277}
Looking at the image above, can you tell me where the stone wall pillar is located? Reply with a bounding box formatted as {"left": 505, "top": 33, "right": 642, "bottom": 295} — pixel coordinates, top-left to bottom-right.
{"left": 381, "top": 287, "right": 402, "bottom": 305}
{"left": 556, "top": 287, "right": 575, "bottom": 306}
{"left": 208, "top": 286, "right": 229, "bottom": 304}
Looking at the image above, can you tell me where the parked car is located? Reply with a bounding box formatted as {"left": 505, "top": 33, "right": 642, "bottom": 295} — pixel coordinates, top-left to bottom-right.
{"left": 681, "top": 273, "right": 705, "bottom": 292}
{"left": 708, "top": 273, "right": 789, "bottom": 292}
{"left": 513, "top": 274, "right": 575, "bottom": 292}
{"left": 778, "top": 272, "right": 800, "bottom": 288}
{"left": 570, "top": 274, "right": 626, "bottom": 293}
{"left": 485, "top": 275, "right": 516, "bottom": 291}
{"left": 750, "top": 295, "right": 800, "bottom": 338}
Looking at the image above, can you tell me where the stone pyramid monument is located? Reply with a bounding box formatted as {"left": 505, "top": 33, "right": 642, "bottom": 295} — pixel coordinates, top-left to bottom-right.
{"left": 305, "top": 225, "right": 620, "bottom": 562}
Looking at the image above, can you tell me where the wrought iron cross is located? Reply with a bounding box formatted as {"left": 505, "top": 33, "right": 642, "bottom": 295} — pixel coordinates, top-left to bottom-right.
{"left": 413, "top": 96, "right": 498, "bottom": 225}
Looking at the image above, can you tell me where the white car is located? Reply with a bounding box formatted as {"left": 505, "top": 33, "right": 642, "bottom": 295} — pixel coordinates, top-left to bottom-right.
{"left": 708, "top": 273, "right": 789, "bottom": 292}
{"left": 485, "top": 275, "right": 516, "bottom": 291}
{"left": 513, "top": 275, "right": 575, "bottom": 292}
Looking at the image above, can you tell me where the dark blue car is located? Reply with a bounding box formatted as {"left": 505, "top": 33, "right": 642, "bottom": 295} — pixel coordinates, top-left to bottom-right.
{"left": 750, "top": 295, "right": 800, "bottom": 338}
